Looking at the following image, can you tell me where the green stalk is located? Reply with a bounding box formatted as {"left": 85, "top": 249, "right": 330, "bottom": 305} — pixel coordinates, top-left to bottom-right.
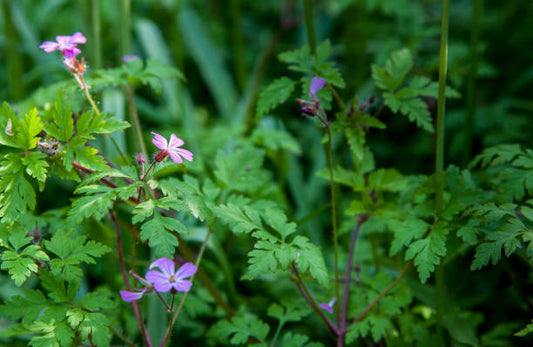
{"left": 303, "top": 0, "right": 316, "bottom": 54}
{"left": 435, "top": 0, "right": 450, "bottom": 338}
{"left": 91, "top": 0, "right": 102, "bottom": 69}
{"left": 119, "top": 0, "right": 132, "bottom": 59}
{"left": 464, "top": 0, "right": 483, "bottom": 164}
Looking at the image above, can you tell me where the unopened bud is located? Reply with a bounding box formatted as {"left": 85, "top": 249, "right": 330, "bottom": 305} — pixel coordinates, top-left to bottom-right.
{"left": 137, "top": 152, "right": 146, "bottom": 164}
{"left": 155, "top": 149, "right": 169, "bottom": 162}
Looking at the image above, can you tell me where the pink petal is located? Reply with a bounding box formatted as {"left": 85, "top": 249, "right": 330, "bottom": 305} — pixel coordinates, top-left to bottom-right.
{"left": 151, "top": 132, "right": 168, "bottom": 150}
{"left": 120, "top": 290, "right": 144, "bottom": 302}
{"left": 40, "top": 41, "right": 59, "bottom": 52}
{"left": 63, "top": 47, "right": 81, "bottom": 59}
{"left": 70, "top": 32, "right": 87, "bottom": 44}
{"left": 172, "top": 279, "right": 192, "bottom": 292}
{"left": 149, "top": 257, "right": 176, "bottom": 276}
{"left": 168, "top": 134, "right": 184, "bottom": 148}
{"left": 176, "top": 263, "right": 197, "bottom": 280}
{"left": 168, "top": 150, "right": 184, "bottom": 164}
{"left": 176, "top": 148, "right": 193, "bottom": 162}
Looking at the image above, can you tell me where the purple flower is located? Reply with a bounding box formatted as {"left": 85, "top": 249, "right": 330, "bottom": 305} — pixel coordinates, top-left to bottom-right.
{"left": 319, "top": 297, "right": 336, "bottom": 314}
{"left": 309, "top": 77, "right": 326, "bottom": 97}
{"left": 151, "top": 132, "right": 193, "bottom": 164}
{"left": 145, "top": 258, "right": 197, "bottom": 293}
{"left": 40, "top": 32, "right": 87, "bottom": 59}
{"left": 120, "top": 288, "right": 148, "bottom": 302}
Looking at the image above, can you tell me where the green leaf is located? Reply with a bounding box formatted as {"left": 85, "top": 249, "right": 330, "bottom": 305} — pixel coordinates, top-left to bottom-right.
{"left": 292, "top": 236, "right": 329, "bottom": 286}
{"left": 44, "top": 92, "right": 74, "bottom": 142}
{"left": 0, "top": 289, "right": 48, "bottom": 324}
{"left": 372, "top": 48, "right": 413, "bottom": 91}
{"left": 515, "top": 319, "right": 533, "bottom": 337}
{"left": 0, "top": 107, "right": 43, "bottom": 150}
{"left": 247, "top": 241, "right": 292, "bottom": 280}
{"left": 312, "top": 41, "right": 345, "bottom": 88}
{"left": 405, "top": 225, "right": 447, "bottom": 283}
{"left": 159, "top": 176, "right": 215, "bottom": 221}
{"left": 213, "top": 203, "right": 264, "bottom": 235}
{"left": 280, "top": 332, "right": 324, "bottom": 347}
{"left": 278, "top": 45, "right": 312, "bottom": 73}
{"left": 67, "top": 187, "right": 115, "bottom": 224}
{"left": 208, "top": 314, "right": 270, "bottom": 345}
{"left": 267, "top": 302, "right": 311, "bottom": 323}
{"left": 29, "top": 320, "right": 75, "bottom": 347}
{"left": 0, "top": 155, "right": 36, "bottom": 224}
{"left": 139, "top": 212, "right": 185, "bottom": 258}
{"left": 45, "top": 231, "right": 111, "bottom": 282}
{"left": 389, "top": 217, "right": 429, "bottom": 256}
{"left": 256, "top": 77, "right": 297, "bottom": 120}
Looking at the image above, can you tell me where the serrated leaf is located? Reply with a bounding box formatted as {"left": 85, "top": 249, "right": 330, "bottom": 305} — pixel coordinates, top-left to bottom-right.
{"left": 292, "top": 236, "right": 329, "bottom": 286}
{"left": 139, "top": 213, "right": 184, "bottom": 258}
{"left": 280, "top": 332, "right": 323, "bottom": 347}
{"left": 389, "top": 217, "right": 429, "bottom": 256}
{"left": 22, "top": 151, "right": 49, "bottom": 185}
{"left": 1, "top": 107, "right": 44, "bottom": 151}
{"left": 278, "top": 45, "right": 312, "bottom": 73}
{"left": 256, "top": 77, "right": 297, "bottom": 120}
{"left": 0, "top": 157, "right": 36, "bottom": 224}
{"left": 208, "top": 315, "right": 270, "bottom": 345}
{"left": 44, "top": 92, "right": 74, "bottom": 142}
{"left": 0, "top": 289, "right": 48, "bottom": 324}
{"left": 29, "top": 320, "right": 75, "bottom": 347}
{"left": 372, "top": 48, "right": 413, "bottom": 91}
{"left": 68, "top": 189, "right": 115, "bottom": 224}
{"left": 405, "top": 227, "right": 447, "bottom": 282}
{"left": 214, "top": 203, "right": 264, "bottom": 235}
{"left": 45, "top": 231, "right": 111, "bottom": 282}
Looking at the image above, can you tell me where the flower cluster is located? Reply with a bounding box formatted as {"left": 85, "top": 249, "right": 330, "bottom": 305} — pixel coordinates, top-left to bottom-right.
{"left": 120, "top": 257, "right": 197, "bottom": 302}
{"left": 296, "top": 77, "right": 326, "bottom": 117}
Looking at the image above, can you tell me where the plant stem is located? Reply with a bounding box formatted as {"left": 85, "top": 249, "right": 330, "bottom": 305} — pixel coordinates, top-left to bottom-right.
{"left": 338, "top": 214, "right": 368, "bottom": 346}
{"left": 77, "top": 74, "right": 129, "bottom": 165}
{"left": 435, "top": 0, "right": 450, "bottom": 337}
{"left": 160, "top": 226, "right": 212, "bottom": 347}
{"left": 230, "top": 0, "right": 246, "bottom": 92}
{"left": 109, "top": 210, "right": 152, "bottom": 347}
{"left": 303, "top": 0, "right": 316, "bottom": 55}
{"left": 317, "top": 105, "right": 340, "bottom": 323}
{"left": 351, "top": 262, "right": 411, "bottom": 324}
{"left": 291, "top": 263, "right": 338, "bottom": 336}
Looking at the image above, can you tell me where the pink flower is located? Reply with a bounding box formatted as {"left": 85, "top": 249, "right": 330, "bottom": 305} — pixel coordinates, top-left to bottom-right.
{"left": 319, "top": 297, "right": 336, "bottom": 314}
{"left": 40, "top": 32, "right": 87, "bottom": 59}
{"left": 309, "top": 77, "right": 326, "bottom": 97}
{"left": 145, "top": 258, "right": 197, "bottom": 293}
{"left": 151, "top": 132, "right": 193, "bottom": 164}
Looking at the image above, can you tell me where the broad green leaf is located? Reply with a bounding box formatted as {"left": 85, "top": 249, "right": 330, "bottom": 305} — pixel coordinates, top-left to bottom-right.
{"left": 405, "top": 225, "right": 447, "bottom": 283}
{"left": 139, "top": 212, "right": 185, "bottom": 258}
{"left": 207, "top": 315, "right": 270, "bottom": 345}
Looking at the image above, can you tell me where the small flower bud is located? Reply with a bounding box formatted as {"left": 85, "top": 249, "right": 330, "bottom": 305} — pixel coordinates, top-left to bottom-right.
{"left": 137, "top": 152, "right": 146, "bottom": 165}
{"left": 155, "top": 149, "right": 169, "bottom": 162}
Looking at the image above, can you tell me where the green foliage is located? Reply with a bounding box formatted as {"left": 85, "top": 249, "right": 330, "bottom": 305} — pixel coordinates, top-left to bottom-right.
{"left": 255, "top": 77, "right": 297, "bottom": 120}
{"left": 207, "top": 314, "right": 270, "bottom": 345}
{"left": 0, "top": 225, "right": 49, "bottom": 286}
{"left": 45, "top": 231, "right": 111, "bottom": 282}
{"left": 372, "top": 48, "right": 459, "bottom": 133}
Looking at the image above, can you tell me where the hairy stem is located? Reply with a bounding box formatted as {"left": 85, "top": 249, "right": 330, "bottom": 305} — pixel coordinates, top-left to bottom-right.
{"left": 160, "top": 227, "right": 212, "bottom": 347}
{"left": 109, "top": 210, "right": 152, "bottom": 347}
{"left": 352, "top": 262, "right": 411, "bottom": 324}
{"left": 338, "top": 214, "right": 368, "bottom": 346}
{"left": 291, "top": 263, "right": 338, "bottom": 336}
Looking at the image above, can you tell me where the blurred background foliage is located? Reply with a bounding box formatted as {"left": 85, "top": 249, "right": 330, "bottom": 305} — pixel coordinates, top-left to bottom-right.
{"left": 1, "top": 0, "right": 533, "bottom": 345}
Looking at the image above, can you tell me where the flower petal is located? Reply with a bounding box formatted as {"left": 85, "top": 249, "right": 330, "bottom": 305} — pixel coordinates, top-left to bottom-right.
{"left": 176, "top": 263, "right": 197, "bottom": 280}
{"left": 146, "top": 270, "right": 173, "bottom": 292}
{"left": 40, "top": 41, "right": 59, "bottom": 52}
{"left": 168, "top": 150, "right": 184, "bottom": 164}
{"left": 175, "top": 148, "right": 193, "bottom": 162}
{"left": 149, "top": 257, "right": 176, "bottom": 276}
{"left": 120, "top": 290, "right": 144, "bottom": 302}
{"left": 319, "top": 302, "right": 334, "bottom": 314}
{"left": 309, "top": 77, "right": 326, "bottom": 96}
{"left": 172, "top": 279, "right": 193, "bottom": 292}
{"left": 168, "top": 134, "right": 184, "bottom": 148}
{"left": 151, "top": 132, "right": 168, "bottom": 150}
{"left": 70, "top": 32, "right": 87, "bottom": 44}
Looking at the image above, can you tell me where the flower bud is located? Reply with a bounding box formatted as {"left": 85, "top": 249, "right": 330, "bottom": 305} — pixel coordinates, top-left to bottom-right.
{"left": 155, "top": 149, "right": 169, "bottom": 162}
